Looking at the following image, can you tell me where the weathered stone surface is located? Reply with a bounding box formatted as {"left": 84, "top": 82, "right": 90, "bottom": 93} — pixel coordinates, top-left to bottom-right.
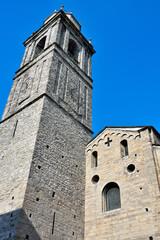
{"left": 0, "top": 8, "right": 94, "bottom": 240}
{"left": 85, "top": 127, "right": 160, "bottom": 239}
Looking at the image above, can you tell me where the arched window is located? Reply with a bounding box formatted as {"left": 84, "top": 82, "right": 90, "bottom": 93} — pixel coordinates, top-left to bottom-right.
{"left": 68, "top": 39, "right": 78, "bottom": 61}
{"left": 120, "top": 139, "right": 128, "bottom": 157}
{"left": 91, "top": 151, "right": 98, "bottom": 168}
{"left": 102, "top": 182, "right": 121, "bottom": 212}
{"left": 34, "top": 36, "right": 46, "bottom": 57}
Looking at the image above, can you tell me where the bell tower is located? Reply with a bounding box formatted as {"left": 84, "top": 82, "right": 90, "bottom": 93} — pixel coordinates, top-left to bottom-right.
{"left": 0, "top": 6, "right": 95, "bottom": 239}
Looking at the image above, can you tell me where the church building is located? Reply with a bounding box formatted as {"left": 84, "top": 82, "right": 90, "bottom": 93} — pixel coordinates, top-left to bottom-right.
{"left": 0, "top": 6, "right": 160, "bottom": 240}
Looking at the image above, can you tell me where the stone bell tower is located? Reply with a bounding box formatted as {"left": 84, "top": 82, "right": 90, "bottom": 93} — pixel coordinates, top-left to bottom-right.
{"left": 0, "top": 6, "right": 95, "bottom": 239}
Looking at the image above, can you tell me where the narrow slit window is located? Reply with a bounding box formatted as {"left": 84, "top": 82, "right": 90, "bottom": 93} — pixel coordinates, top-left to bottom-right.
{"left": 91, "top": 151, "right": 98, "bottom": 168}
{"left": 120, "top": 139, "right": 128, "bottom": 157}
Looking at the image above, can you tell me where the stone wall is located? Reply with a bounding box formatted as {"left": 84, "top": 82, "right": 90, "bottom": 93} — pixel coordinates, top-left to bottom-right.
{"left": 85, "top": 128, "right": 160, "bottom": 240}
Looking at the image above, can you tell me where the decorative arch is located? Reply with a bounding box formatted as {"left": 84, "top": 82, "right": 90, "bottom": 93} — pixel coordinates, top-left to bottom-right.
{"left": 120, "top": 139, "right": 129, "bottom": 157}
{"left": 34, "top": 36, "right": 46, "bottom": 57}
{"left": 102, "top": 182, "right": 121, "bottom": 212}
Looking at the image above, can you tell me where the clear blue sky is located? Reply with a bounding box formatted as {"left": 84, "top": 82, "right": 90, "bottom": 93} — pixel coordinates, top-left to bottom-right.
{"left": 1, "top": 0, "right": 160, "bottom": 136}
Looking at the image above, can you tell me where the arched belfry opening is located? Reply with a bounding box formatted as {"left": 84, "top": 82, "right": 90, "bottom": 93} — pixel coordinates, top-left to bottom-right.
{"left": 68, "top": 39, "right": 78, "bottom": 61}
{"left": 102, "top": 182, "right": 121, "bottom": 212}
{"left": 34, "top": 36, "right": 46, "bottom": 57}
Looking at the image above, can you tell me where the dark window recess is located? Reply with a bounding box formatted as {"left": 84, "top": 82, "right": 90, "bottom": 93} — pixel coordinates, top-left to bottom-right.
{"left": 9, "top": 233, "right": 11, "bottom": 237}
{"left": 34, "top": 36, "right": 46, "bottom": 57}
{"left": 26, "top": 235, "right": 29, "bottom": 239}
{"left": 72, "top": 232, "right": 75, "bottom": 236}
{"left": 74, "top": 215, "right": 76, "bottom": 219}
{"left": 36, "top": 198, "right": 39, "bottom": 201}
{"left": 91, "top": 151, "right": 98, "bottom": 168}
{"left": 13, "top": 120, "right": 18, "bottom": 137}
{"left": 92, "top": 175, "right": 99, "bottom": 184}
{"left": 149, "top": 237, "right": 153, "bottom": 240}
{"left": 146, "top": 208, "right": 149, "bottom": 212}
{"left": 10, "top": 213, "right": 13, "bottom": 217}
{"left": 52, "top": 213, "right": 56, "bottom": 235}
{"left": 140, "top": 187, "right": 142, "bottom": 190}
{"left": 127, "top": 164, "right": 135, "bottom": 173}
{"left": 38, "top": 165, "right": 41, "bottom": 169}
{"left": 102, "top": 182, "right": 121, "bottom": 212}
{"left": 52, "top": 191, "right": 55, "bottom": 197}
{"left": 135, "top": 154, "right": 137, "bottom": 157}
{"left": 68, "top": 39, "right": 79, "bottom": 62}
{"left": 29, "top": 214, "right": 32, "bottom": 218}
{"left": 46, "top": 145, "right": 49, "bottom": 149}
{"left": 12, "top": 196, "right": 14, "bottom": 200}
{"left": 120, "top": 140, "right": 129, "bottom": 157}
{"left": 62, "top": 155, "right": 64, "bottom": 158}
{"left": 76, "top": 165, "right": 78, "bottom": 168}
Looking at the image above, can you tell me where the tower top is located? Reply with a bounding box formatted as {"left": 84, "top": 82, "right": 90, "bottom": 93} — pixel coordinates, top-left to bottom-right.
{"left": 42, "top": 6, "right": 81, "bottom": 31}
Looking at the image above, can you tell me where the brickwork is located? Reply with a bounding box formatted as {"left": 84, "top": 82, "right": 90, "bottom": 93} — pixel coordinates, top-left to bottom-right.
{"left": 85, "top": 127, "right": 160, "bottom": 240}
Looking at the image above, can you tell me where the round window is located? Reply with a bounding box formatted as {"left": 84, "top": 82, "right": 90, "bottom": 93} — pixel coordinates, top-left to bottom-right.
{"left": 92, "top": 175, "right": 99, "bottom": 184}
{"left": 127, "top": 164, "right": 135, "bottom": 173}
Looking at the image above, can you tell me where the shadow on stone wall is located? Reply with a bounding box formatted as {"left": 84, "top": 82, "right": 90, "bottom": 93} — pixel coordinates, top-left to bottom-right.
{"left": 0, "top": 208, "right": 41, "bottom": 240}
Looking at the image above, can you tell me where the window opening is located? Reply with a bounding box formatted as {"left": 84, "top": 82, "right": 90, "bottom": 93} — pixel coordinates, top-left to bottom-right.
{"left": 102, "top": 182, "right": 121, "bottom": 211}
{"left": 127, "top": 164, "right": 135, "bottom": 173}
{"left": 34, "top": 36, "right": 46, "bottom": 57}
{"left": 120, "top": 139, "right": 128, "bottom": 157}
{"left": 68, "top": 39, "right": 78, "bottom": 61}
{"left": 91, "top": 151, "right": 98, "bottom": 168}
{"left": 92, "top": 175, "right": 99, "bottom": 184}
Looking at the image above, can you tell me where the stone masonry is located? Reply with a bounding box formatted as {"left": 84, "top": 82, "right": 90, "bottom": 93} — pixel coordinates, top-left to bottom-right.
{"left": 1, "top": 5, "right": 160, "bottom": 240}
{"left": 85, "top": 126, "right": 160, "bottom": 240}
{"left": 0, "top": 7, "right": 95, "bottom": 239}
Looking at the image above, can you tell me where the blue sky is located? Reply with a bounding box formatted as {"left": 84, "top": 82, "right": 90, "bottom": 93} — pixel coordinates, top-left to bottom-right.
{"left": 0, "top": 0, "right": 160, "bottom": 136}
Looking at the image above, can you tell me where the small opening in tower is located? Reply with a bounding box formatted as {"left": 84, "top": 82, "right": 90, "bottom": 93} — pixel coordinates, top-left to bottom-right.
{"left": 52, "top": 191, "right": 55, "bottom": 197}
{"left": 62, "top": 155, "right": 64, "bottom": 158}
{"left": 135, "top": 154, "right": 137, "bottom": 157}
{"left": 11, "top": 213, "right": 13, "bottom": 217}
{"left": 46, "top": 145, "right": 49, "bottom": 149}
{"left": 76, "top": 165, "right": 78, "bottom": 168}
{"left": 74, "top": 215, "right": 76, "bottom": 218}
{"left": 36, "top": 198, "right": 39, "bottom": 201}
{"left": 26, "top": 235, "right": 29, "bottom": 239}
{"left": 29, "top": 213, "right": 32, "bottom": 218}
{"left": 12, "top": 196, "right": 14, "bottom": 200}
{"left": 72, "top": 232, "right": 74, "bottom": 235}
{"left": 149, "top": 237, "right": 153, "bottom": 240}
{"left": 140, "top": 187, "right": 142, "bottom": 190}
{"left": 38, "top": 165, "right": 41, "bottom": 169}
{"left": 9, "top": 233, "right": 11, "bottom": 237}
{"left": 145, "top": 208, "right": 149, "bottom": 212}
{"left": 34, "top": 36, "right": 46, "bottom": 57}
